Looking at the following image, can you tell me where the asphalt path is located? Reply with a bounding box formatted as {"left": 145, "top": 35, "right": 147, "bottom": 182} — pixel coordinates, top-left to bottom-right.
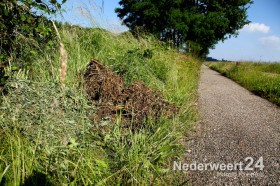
{"left": 185, "top": 65, "right": 280, "bottom": 186}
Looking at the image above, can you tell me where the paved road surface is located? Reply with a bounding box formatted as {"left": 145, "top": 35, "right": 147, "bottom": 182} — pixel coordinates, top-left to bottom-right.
{"left": 186, "top": 65, "right": 280, "bottom": 185}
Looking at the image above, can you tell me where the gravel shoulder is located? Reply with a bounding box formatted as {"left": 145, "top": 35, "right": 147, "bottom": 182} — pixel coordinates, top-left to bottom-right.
{"left": 186, "top": 65, "right": 280, "bottom": 185}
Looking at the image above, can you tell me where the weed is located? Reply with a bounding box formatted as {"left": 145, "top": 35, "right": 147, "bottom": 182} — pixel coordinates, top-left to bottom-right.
{"left": 0, "top": 24, "right": 200, "bottom": 185}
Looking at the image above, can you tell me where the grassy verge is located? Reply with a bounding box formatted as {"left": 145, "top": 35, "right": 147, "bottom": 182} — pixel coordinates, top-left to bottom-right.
{"left": 205, "top": 62, "right": 280, "bottom": 106}
{"left": 0, "top": 25, "right": 201, "bottom": 185}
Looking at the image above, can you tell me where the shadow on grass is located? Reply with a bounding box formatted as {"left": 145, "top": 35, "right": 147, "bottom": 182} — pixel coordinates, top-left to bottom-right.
{"left": 0, "top": 177, "right": 6, "bottom": 186}
{"left": 22, "top": 171, "right": 53, "bottom": 186}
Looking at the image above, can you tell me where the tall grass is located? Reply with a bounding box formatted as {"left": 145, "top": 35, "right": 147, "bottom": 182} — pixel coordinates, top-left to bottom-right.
{"left": 0, "top": 24, "right": 200, "bottom": 185}
{"left": 206, "top": 62, "right": 280, "bottom": 106}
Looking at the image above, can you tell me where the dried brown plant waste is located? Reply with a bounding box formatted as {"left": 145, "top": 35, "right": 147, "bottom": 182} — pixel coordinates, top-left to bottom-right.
{"left": 84, "top": 59, "right": 178, "bottom": 127}
{"left": 84, "top": 59, "right": 124, "bottom": 103}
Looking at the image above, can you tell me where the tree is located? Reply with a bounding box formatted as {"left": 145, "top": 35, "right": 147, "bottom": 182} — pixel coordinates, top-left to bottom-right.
{"left": 0, "top": 0, "right": 67, "bottom": 61}
{"left": 116, "top": 0, "right": 253, "bottom": 57}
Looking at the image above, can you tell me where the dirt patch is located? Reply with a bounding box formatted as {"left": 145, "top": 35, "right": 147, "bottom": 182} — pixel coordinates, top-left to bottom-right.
{"left": 84, "top": 59, "right": 178, "bottom": 127}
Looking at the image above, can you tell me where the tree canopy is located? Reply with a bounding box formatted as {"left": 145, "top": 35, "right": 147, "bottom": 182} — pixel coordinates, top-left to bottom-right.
{"left": 116, "top": 0, "right": 253, "bottom": 57}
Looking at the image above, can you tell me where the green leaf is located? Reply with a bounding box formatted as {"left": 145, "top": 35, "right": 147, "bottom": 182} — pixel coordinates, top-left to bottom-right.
{"left": 95, "top": 159, "right": 108, "bottom": 169}
{"left": 30, "top": 50, "right": 37, "bottom": 55}
{"left": 3, "top": 9, "right": 8, "bottom": 16}
{"left": 11, "top": 66, "right": 18, "bottom": 71}
{"left": 69, "top": 138, "right": 78, "bottom": 148}
{"left": 57, "top": 3, "right": 61, "bottom": 9}
{"left": 21, "top": 14, "right": 26, "bottom": 21}
{"left": 50, "top": 0, "right": 57, "bottom": 4}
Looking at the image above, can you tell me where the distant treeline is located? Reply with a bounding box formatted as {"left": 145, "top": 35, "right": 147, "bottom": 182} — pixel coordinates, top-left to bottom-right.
{"left": 205, "top": 57, "right": 232, "bottom": 62}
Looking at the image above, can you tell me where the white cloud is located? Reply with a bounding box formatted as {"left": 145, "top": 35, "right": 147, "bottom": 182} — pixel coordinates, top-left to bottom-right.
{"left": 260, "top": 35, "right": 280, "bottom": 50}
{"left": 241, "top": 23, "right": 270, "bottom": 33}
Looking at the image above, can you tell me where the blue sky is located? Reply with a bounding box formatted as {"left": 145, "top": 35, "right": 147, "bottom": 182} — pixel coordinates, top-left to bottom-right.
{"left": 209, "top": 0, "right": 280, "bottom": 62}
{"left": 59, "top": 0, "right": 280, "bottom": 62}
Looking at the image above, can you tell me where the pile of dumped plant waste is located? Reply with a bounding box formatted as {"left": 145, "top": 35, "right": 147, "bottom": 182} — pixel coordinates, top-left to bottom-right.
{"left": 84, "top": 59, "right": 178, "bottom": 127}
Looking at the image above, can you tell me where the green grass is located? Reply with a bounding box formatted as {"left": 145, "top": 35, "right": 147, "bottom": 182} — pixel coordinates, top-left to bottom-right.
{"left": 205, "top": 61, "right": 280, "bottom": 106}
{"left": 0, "top": 25, "right": 201, "bottom": 185}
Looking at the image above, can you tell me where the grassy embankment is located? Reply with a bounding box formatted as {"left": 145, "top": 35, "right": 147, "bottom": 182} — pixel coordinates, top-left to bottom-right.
{"left": 206, "top": 62, "right": 280, "bottom": 106}
{"left": 0, "top": 25, "right": 201, "bottom": 185}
